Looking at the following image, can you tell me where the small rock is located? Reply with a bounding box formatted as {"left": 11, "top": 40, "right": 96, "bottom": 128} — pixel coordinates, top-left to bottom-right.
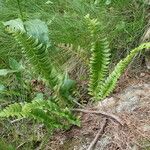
{"left": 142, "top": 125, "right": 150, "bottom": 132}
{"left": 96, "top": 97, "right": 117, "bottom": 110}
{"left": 140, "top": 72, "right": 146, "bottom": 77}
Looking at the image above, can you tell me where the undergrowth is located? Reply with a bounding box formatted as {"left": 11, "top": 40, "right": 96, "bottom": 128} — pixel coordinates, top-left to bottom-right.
{"left": 0, "top": 0, "right": 149, "bottom": 149}
{"left": 1, "top": 15, "right": 150, "bottom": 127}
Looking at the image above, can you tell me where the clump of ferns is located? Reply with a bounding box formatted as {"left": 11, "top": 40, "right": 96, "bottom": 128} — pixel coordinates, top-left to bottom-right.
{"left": 0, "top": 19, "right": 80, "bottom": 130}
{"left": 85, "top": 14, "right": 150, "bottom": 101}
{"left": 1, "top": 16, "right": 150, "bottom": 130}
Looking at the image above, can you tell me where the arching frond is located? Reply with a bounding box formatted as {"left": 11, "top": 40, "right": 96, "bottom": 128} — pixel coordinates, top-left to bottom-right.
{"left": 6, "top": 28, "right": 61, "bottom": 90}
{"left": 0, "top": 99, "right": 80, "bottom": 129}
{"left": 98, "top": 42, "right": 150, "bottom": 100}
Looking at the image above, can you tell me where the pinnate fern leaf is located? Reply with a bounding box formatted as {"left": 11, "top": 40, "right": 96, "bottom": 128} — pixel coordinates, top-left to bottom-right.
{"left": 6, "top": 28, "right": 60, "bottom": 89}
{"left": 88, "top": 38, "right": 111, "bottom": 99}
{"left": 86, "top": 15, "right": 150, "bottom": 101}
{"left": 0, "top": 103, "right": 22, "bottom": 118}
{"left": 0, "top": 99, "right": 79, "bottom": 129}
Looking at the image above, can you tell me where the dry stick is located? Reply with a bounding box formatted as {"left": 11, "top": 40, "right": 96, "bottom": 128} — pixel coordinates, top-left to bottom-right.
{"left": 10, "top": 117, "right": 25, "bottom": 124}
{"left": 87, "top": 118, "right": 108, "bottom": 150}
{"left": 17, "top": 141, "right": 26, "bottom": 150}
{"left": 72, "top": 108, "right": 124, "bottom": 126}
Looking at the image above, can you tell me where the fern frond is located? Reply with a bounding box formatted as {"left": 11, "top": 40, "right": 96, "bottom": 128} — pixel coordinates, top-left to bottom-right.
{"left": 88, "top": 38, "right": 111, "bottom": 99}
{"left": 5, "top": 24, "right": 78, "bottom": 106}
{"left": 6, "top": 28, "right": 61, "bottom": 90}
{"left": 98, "top": 42, "right": 150, "bottom": 100}
{"left": 0, "top": 103, "right": 23, "bottom": 118}
{"left": 0, "top": 99, "right": 79, "bottom": 128}
{"left": 55, "top": 43, "right": 88, "bottom": 72}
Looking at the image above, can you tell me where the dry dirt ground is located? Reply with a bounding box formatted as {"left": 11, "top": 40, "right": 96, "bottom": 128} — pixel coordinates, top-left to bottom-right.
{"left": 46, "top": 70, "right": 150, "bottom": 150}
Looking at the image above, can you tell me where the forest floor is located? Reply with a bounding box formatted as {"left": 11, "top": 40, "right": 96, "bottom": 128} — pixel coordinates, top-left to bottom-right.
{"left": 47, "top": 68, "right": 150, "bottom": 150}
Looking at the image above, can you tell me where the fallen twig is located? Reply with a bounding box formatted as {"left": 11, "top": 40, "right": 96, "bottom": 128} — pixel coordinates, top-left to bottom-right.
{"left": 72, "top": 98, "right": 85, "bottom": 108}
{"left": 87, "top": 118, "right": 108, "bottom": 150}
{"left": 17, "top": 141, "right": 26, "bottom": 149}
{"left": 10, "top": 117, "right": 25, "bottom": 124}
{"left": 71, "top": 108, "right": 124, "bottom": 126}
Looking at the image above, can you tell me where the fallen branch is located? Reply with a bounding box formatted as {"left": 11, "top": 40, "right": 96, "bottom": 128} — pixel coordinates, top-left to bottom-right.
{"left": 87, "top": 118, "right": 108, "bottom": 150}
{"left": 72, "top": 108, "right": 124, "bottom": 126}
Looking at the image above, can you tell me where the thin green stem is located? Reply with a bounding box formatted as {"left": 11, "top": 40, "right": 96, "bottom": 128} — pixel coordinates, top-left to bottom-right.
{"left": 16, "top": 0, "right": 27, "bottom": 32}
{"left": 16, "top": 0, "right": 24, "bottom": 20}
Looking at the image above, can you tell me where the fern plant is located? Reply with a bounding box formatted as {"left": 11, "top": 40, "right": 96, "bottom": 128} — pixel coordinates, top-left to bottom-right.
{"left": 0, "top": 19, "right": 79, "bottom": 130}
{"left": 5, "top": 21, "right": 60, "bottom": 90}
{"left": 86, "top": 15, "right": 150, "bottom": 101}
{"left": 97, "top": 43, "right": 150, "bottom": 99}
{"left": 4, "top": 19, "right": 77, "bottom": 104}
{"left": 89, "top": 39, "right": 150, "bottom": 101}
